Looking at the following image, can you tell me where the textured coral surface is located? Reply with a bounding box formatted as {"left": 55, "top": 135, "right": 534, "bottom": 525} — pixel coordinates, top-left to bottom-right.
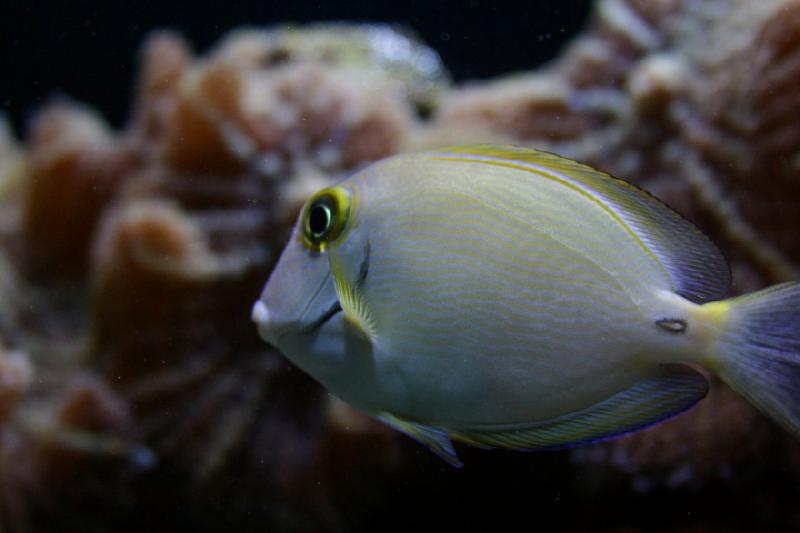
{"left": 1, "top": 2, "right": 800, "bottom": 531}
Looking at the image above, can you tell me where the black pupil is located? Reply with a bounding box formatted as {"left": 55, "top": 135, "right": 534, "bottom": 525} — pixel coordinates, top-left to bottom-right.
{"left": 309, "top": 204, "right": 331, "bottom": 237}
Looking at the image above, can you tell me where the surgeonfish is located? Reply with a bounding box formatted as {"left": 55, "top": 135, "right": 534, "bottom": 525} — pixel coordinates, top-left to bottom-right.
{"left": 252, "top": 145, "right": 800, "bottom": 467}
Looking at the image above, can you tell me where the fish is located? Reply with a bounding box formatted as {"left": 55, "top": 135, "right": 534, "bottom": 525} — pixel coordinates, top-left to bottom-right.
{"left": 252, "top": 144, "right": 800, "bottom": 467}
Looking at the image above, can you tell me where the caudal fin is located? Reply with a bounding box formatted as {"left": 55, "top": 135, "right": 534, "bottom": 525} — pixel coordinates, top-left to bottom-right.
{"left": 714, "top": 282, "right": 800, "bottom": 437}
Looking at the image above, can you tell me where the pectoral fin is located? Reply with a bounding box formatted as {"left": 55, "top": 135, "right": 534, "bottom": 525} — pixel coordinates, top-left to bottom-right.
{"left": 331, "top": 242, "right": 377, "bottom": 341}
{"left": 452, "top": 364, "right": 708, "bottom": 451}
{"left": 378, "top": 412, "right": 462, "bottom": 468}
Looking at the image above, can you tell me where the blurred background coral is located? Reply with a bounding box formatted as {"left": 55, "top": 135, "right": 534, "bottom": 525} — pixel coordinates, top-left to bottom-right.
{"left": 2, "top": 0, "right": 800, "bottom": 531}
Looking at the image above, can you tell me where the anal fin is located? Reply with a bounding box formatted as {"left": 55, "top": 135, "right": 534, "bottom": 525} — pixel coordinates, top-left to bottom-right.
{"left": 452, "top": 364, "right": 709, "bottom": 451}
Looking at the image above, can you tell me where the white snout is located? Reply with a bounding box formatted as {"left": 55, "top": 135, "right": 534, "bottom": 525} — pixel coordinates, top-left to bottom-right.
{"left": 251, "top": 300, "right": 270, "bottom": 325}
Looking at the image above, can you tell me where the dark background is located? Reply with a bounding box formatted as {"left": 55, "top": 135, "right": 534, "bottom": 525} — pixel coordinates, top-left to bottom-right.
{"left": 1, "top": 0, "right": 594, "bottom": 135}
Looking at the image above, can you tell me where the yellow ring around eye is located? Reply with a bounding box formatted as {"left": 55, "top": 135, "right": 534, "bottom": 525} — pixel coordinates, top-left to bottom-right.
{"left": 300, "top": 186, "right": 353, "bottom": 251}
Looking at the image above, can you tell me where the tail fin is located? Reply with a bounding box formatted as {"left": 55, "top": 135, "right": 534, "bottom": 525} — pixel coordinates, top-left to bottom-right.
{"left": 714, "top": 282, "right": 800, "bottom": 437}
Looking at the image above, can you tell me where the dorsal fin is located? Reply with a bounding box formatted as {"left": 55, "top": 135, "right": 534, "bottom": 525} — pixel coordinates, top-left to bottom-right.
{"left": 432, "top": 145, "right": 731, "bottom": 303}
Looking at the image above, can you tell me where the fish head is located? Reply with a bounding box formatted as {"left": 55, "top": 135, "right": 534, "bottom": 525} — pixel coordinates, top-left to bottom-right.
{"left": 252, "top": 182, "right": 372, "bottom": 382}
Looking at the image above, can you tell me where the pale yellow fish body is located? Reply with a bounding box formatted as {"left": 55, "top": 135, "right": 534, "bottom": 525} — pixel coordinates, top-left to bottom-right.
{"left": 253, "top": 145, "right": 800, "bottom": 466}
{"left": 339, "top": 152, "right": 691, "bottom": 422}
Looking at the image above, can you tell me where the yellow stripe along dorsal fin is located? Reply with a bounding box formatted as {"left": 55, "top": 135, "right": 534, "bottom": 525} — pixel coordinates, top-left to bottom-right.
{"left": 432, "top": 145, "right": 730, "bottom": 304}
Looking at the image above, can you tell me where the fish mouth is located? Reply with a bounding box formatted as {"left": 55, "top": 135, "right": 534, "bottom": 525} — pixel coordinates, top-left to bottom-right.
{"left": 300, "top": 300, "right": 343, "bottom": 335}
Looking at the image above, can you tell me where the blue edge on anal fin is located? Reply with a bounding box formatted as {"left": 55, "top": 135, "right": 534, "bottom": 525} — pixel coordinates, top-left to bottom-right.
{"left": 379, "top": 364, "right": 708, "bottom": 466}
{"left": 453, "top": 364, "right": 709, "bottom": 454}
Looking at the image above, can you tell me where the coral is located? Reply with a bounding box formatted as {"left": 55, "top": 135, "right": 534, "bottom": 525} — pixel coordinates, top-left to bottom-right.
{"left": 0, "top": 350, "right": 31, "bottom": 424}
{"left": 0, "top": 356, "right": 150, "bottom": 531}
{"left": 138, "top": 27, "right": 432, "bottom": 180}
{"left": 2, "top": 3, "right": 800, "bottom": 531}
{"left": 22, "top": 103, "right": 139, "bottom": 278}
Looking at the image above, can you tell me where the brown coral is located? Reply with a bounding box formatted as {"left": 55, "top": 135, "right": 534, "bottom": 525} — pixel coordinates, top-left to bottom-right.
{"left": 22, "top": 104, "right": 139, "bottom": 278}
{"left": 0, "top": 350, "right": 31, "bottom": 424}
{"left": 139, "top": 28, "right": 422, "bottom": 180}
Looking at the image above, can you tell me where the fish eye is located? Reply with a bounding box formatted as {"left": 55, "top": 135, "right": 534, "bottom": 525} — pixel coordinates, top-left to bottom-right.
{"left": 301, "top": 187, "right": 352, "bottom": 250}
{"left": 308, "top": 203, "right": 332, "bottom": 238}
